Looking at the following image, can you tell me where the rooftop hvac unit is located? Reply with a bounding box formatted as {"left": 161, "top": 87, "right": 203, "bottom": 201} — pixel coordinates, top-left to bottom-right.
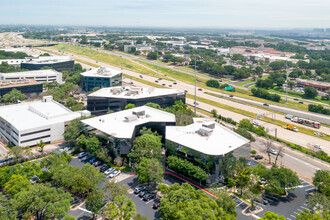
{"left": 132, "top": 110, "right": 145, "bottom": 117}
{"left": 125, "top": 115, "right": 138, "bottom": 122}
{"left": 198, "top": 127, "right": 213, "bottom": 136}
{"left": 42, "top": 96, "right": 53, "bottom": 102}
{"left": 202, "top": 122, "right": 215, "bottom": 129}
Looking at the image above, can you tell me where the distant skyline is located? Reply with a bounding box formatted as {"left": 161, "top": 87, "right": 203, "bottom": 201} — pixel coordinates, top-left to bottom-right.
{"left": 1, "top": 0, "right": 329, "bottom": 29}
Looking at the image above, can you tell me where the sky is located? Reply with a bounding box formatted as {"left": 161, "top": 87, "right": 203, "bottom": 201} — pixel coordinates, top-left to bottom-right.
{"left": 0, "top": 0, "right": 329, "bottom": 29}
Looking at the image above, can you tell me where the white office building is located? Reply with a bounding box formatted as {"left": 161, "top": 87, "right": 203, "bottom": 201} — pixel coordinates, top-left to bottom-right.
{"left": 0, "top": 96, "right": 90, "bottom": 147}
{"left": 0, "top": 69, "right": 63, "bottom": 84}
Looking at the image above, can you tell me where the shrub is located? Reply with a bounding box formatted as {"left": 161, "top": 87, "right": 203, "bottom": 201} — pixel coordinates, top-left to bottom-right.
{"left": 206, "top": 79, "right": 220, "bottom": 88}
{"left": 157, "top": 184, "right": 169, "bottom": 193}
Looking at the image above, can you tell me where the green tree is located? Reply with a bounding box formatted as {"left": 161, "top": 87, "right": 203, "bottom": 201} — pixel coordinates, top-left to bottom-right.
{"left": 145, "top": 102, "right": 162, "bottom": 109}
{"left": 206, "top": 79, "right": 220, "bottom": 88}
{"left": 214, "top": 190, "right": 237, "bottom": 216}
{"left": 103, "top": 195, "right": 136, "bottom": 220}
{"left": 136, "top": 158, "right": 164, "bottom": 185}
{"left": 1, "top": 89, "right": 26, "bottom": 104}
{"left": 234, "top": 166, "right": 251, "bottom": 196}
{"left": 296, "top": 209, "right": 325, "bottom": 220}
{"left": 38, "top": 140, "right": 45, "bottom": 152}
{"left": 0, "top": 194, "right": 17, "bottom": 220}
{"left": 259, "top": 211, "right": 286, "bottom": 220}
{"left": 313, "top": 170, "right": 330, "bottom": 196}
{"left": 14, "top": 183, "right": 73, "bottom": 220}
{"left": 304, "top": 86, "right": 318, "bottom": 98}
{"left": 103, "top": 179, "right": 128, "bottom": 202}
{"left": 147, "top": 52, "right": 158, "bottom": 60}
{"left": 8, "top": 146, "right": 24, "bottom": 162}
{"left": 128, "top": 133, "right": 162, "bottom": 163}
{"left": 288, "top": 81, "right": 295, "bottom": 89}
{"left": 133, "top": 214, "right": 148, "bottom": 220}
{"left": 255, "top": 66, "right": 263, "bottom": 75}
{"left": 306, "top": 193, "right": 329, "bottom": 217}
{"left": 85, "top": 189, "right": 104, "bottom": 220}
{"left": 4, "top": 174, "right": 31, "bottom": 196}
{"left": 63, "top": 215, "right": 76, "bottom": 220}
{"left": 125, "top": 103, "right": 136, "bottom": 109}
{"left": 64, "top": 118, "right": 86, "bottom": 146}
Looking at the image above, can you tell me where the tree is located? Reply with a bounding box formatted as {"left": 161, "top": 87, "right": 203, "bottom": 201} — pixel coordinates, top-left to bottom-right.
{"left": 133, "top": 214, "right": 148, "bottom": 220}
{"left": 38, "top": 140, "right": 45, "bottom": 152}
{"left": 64, "top": 118, "right": 86, "bottom": 146}
{"left": 206, "top": 79, "right": 220, "bottom": 88}
{"left": 1, "top": 89, "right": 26, "bottom": 104}
{"left": 4, "top": 174, "right": 31, "bottom": 196}
{"left": 234, "top": 165, "right": 251, "bottom": 196}
{"left": 0, "top": 194, "right": 17, "bottom": 220}
{"left": 255, "top": 66, "right": 263, "bottom": 76}
{"left": 259, "top": 211, "right": 286, "bottom": 220}
{"left": 159, "top": 183, "right": 235, "bottom": 220}
{"left": 85, "top": 189, "right": 104, "bottom": 220}
{"left": 245, "top": 189, "right": 261, "bottom": 211}
{"left": 8, "top": 146, "right": 24, "bottom": 162}
{"left": 103, "top": 195, "right": 136, "bottom": 220}
{"left": 128, "top": 133, "right": 162, "bottom": 163}
{"left": 129, "top": 47, "right": 136, "bottom": 53}
{"left": 313, "top": 170, "right": 330, "bottom": 197}
{"left": 264, "top": 140, "right": 273, "bottom": 164}
{"left": 14, "top": 183, "right": 73, "bottom": 220}
{"left": 288, "top": 81, "right": 295, "bottom": 89}
{"left": 296, "top": 209, "right": 325, "bottom": 220}
{"left": 103, "top": 180, "right": 128, "bottom": 202}
{"left": 147, "top": 52, "right": 158, "bottom": 60}
{"left": 304, "top": 86, "right": 318, "bottom": 98}
{"left": 136, "top": 158, "right": 164, "bottom": 185}
{"left": 63, "top": 215, "right": 76, "bottom": 220}
{"left": 125, "top": 103, "right": 136, "bottom": 109}
{"left": 274, "top": 147, "right": 284, "bottom": 165}
{"left": 234, "top": 128, "right": 256, "bottom": 142}
{"left": 214, "top": 190, "right": 237, "bottom": 216}
{"left": 306, "top": 193, "right": 329, "bottom": 217}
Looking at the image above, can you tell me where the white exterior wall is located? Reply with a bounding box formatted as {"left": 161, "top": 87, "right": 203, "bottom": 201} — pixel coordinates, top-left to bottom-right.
{"left": 0, "top": 71, "right": 63, "bottom": 84}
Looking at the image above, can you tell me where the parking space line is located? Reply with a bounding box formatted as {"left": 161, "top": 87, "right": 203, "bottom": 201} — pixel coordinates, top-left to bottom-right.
{"left": 78, "top": 207, "right": 93, "bottom": 214}
{"left": 301, "top": 206, "right": 310, "bottom": 211}
{"left": 294, "top": 212, "right": 299, "bottom": 215}
{"left": 287, "top": 218, "right": 291, "bottom": 220}
{"left": 255, "top": 202, "right": 265, "bottom": 207}
{"left": 236, "top": 201, "right": 243, "bottom": 207}
{"left": 297, "top": 209, "right": 302, "bottom": 212}
{"left": 305, "top": 187, "right": 315, "bottom": 192}
{"left": 290, "top": 215, "right": 296, "bottom": 219}
{"left": 146, "top": 200, "right": 153, "bottom": 204}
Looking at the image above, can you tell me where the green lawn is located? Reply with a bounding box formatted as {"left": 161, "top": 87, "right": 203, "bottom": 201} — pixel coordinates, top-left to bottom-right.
{"left": 235, "top": 79, "right": 256, "bottom": 86}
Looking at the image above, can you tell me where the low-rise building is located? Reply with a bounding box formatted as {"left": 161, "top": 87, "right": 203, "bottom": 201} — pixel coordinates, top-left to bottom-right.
{"left": 0, "top": 69, "right": 63, "bottom": 84}
{"left": 0, "top": 96, "right": 90, "bottom": 147}
{"left": 80, "top": 67, "right": 122, "bottom": 92}
{"left": 296, "top": 79, "right": 330, "bottom": 92}
{"left": 87, "top": 86, "right": 186, "bottom": 115}
{"left": 20, "top": 56, "right": 74, "bottom": 71}
{"left": 0, "top": 79, "right": 43, "bottom": 96}
{"left": 166, "top": 118, "right": 250, "bottom": 183}
{"left": 81, "top": 106, "right": 176, "bottom": 155}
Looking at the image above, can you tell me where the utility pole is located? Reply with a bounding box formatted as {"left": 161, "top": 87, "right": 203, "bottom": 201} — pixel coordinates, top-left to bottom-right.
{"left": 285, "top": 62, "right": 288, "bottom": 104}
{"left": 194, "top": 55, "right": 197, "bottom": 114}
{"left": 156, "top": 45, "right": 159, "bottom": 75}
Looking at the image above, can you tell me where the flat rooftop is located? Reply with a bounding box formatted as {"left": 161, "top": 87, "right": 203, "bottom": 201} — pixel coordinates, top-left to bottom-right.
{"left": 24, "top": 56, "right": 73, "bottom": 64}
{"left": 0, "top": 79, "right": 41, "bottom": 89}
{"left": 0, "top": 96, "right": 82, "bottom": 131}
{"left": 81, "top": 67, "right": 121, "bottom": 78}
{"left": 81, "top": 106, "right": 176, "bottom": 139}
{"left": 166, "top": 118, "right": 249, "bottom": 156}
{"left": 88, "top": 86, "right": 184, "bottom": 99}
{"left": 0, "top": 69, "right": 60, "bottom": 77}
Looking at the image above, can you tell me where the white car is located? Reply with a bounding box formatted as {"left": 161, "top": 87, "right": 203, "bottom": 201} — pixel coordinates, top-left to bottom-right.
{"left": 104, "top": 168, "right": 115, "bottom": 175}
{"left": 314, "top": 144, "right": 322, "bottom": 150}
{"left": 270, "top": 149, "right": 278, "bottom": 155}
{"left": 108, "top": 170, "right": 121, "bottom": 178}
{"left": 253, "top": 121, "right": 260, "bottom": 126}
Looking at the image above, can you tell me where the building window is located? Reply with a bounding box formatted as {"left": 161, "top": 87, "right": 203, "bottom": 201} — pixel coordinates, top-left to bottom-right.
{"left": 21, "top": 135, "right": 51, "bottom": 144}
{"left": 21, "top": 128, "right": 51, "bottom": 137}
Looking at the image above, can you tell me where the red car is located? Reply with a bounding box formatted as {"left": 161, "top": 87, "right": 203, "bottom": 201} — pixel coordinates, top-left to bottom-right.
{"left": 139, "top": 75, "right": 143, "bottom": 78}
{"left": 198, "top": 88, "right": 203, "bottom": 91}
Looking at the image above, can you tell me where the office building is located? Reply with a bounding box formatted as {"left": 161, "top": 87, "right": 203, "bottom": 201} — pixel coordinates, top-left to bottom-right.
{"left": 0, "top": 69, "right": 63, "bottom": 84}
{"left": 80, "top": 67, "right": 122, "bottom": 92}
{"left": 166, "top": 118, "right": 250, "bottom": 183}
{"left": 87, "top": 86, "right": 186, "bottom": 115}
{"left": 0, "top": 79, "right": 43, "bottom": 96}
{"left": 0, "top": 96, "right": 90, "bottom": 147}
{"left": 20, "top": 56, "right": 74, "bottom": 71}
{"left": 81, "top": 106, "right": 176, "bottom": 155}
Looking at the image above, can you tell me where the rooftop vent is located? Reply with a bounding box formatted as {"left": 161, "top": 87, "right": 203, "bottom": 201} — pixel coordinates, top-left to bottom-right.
{"left": 202, "top": 122, "right": 215, "bottom": 129}
{"left": 198, "top": 127, "right": 213, "bottom": 136}
{"left": 42, "top": 96, "right": 53, "bottom": 102}
{"left": 97, "top": 67, "right": 107, "bottom": 74}
{"left": 132, "top": 110, "right": 145, "bottom": 117}
{"left": 125, "top": 115, "right": 138, "bottom": 122}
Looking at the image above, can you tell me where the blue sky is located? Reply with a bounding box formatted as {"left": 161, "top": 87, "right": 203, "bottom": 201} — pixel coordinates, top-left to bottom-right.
{"left": 0, "top": 0, "right": 329, "bottom": 29}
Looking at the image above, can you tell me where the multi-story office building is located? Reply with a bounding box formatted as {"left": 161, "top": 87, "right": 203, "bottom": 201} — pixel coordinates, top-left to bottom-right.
{"left": 87, "top": 86, "right": 186, "bottom": 115}
{"left": 166, "top": 118, "right": 250, "bottom": 183}
{"left": 0, "top": 96, "right": 90, "bottom": 147}
{"left": 0, "top": 79, "right": 43, "bottom": 96}
{"left": 0, "top": 69, "right": 63, "bottom": 84}
{"left": 20, "top": 56, "right": 74, "bottom": 71}
{"left": 80, "top": 67, "right": 122, "bottom": 92}
{"left": 81, "top": 106, "right": 176, "bottom": 155}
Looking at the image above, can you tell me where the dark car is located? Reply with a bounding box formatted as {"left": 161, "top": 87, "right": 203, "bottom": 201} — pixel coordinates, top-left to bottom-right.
{"left": 173, "top": 82, "right": 177, "bottom": 85}
{"left": 155, "top": 80, "right": 159, "bottom": 83}
{"left": 99, "top": 165, "right": 109, "bottom": 172}
{"left": 262, "top": 198, "right": 269, "bottom": 205}
{"left": 255, "top": 155, "right": 263, "bottom": 160}
{"left": 158, "top": 78, "right": 162, "bottom": 80}
{"left": 169, "top": 85, "right": 172, "bottom": 87}
{"left": 153, "top": 198, "right": 160, "bottom": 209}
{"left": 162, "top": 83, "right": 166, "bottom": 86}
{"left": 81, "top": 155, "right": 92, "bottom": 162}
{"left": 93, "top": 161, "right": 102, "bottom": 167}
{"left": 299, "top": 101, "right": 304, "bottom": 104}
{"left": 134, "top": 186, "right": 146, "bottom": 194}
{"left": 89, "top": 158, "right": 97, "bottom": 164}
{"left": 263, "top": 103, "right": 269, "bottom": 106}
{"left": 139, "top": 190, "right": 149, "bottom": 198}
{"left": 293, "top": 98, "right": 299, "bottom": 101}
{"left": 143, "top": 192, "right": 156, "bottom": 201}
{"left": 229, "top": 95, "right": 233, "bottom": 97}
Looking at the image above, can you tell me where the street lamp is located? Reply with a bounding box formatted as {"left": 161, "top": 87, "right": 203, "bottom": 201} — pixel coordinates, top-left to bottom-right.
{"left": 194, "top": 55, "right": 197, "bottom": 114}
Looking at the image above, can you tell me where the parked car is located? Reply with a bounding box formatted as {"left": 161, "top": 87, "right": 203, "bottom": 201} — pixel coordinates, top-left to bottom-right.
{"left": 134, "top": 186, "right": 147, "bottom": 194}
{"left": 314, "top": 132, "right": 323, "bottom": 137}
{"left": 99, "top": 165, "right": 109, "bottom": 172}
{"left": 108, "top": 170, "right": 121, "bottom": 178}
{"left": 89, "top": 158, "right": 97, "bottom": 164}
{"left": 262, "top": 198, "right": 269, "bottom": 205}
{"left": 162, "top": 83, "right": 166, "bottom": 86}
{"left": 198, "top": 88, "right": 203, "bottom": 91}
{"left": 81, "top": 155, "right": 92, "bottom": 162}
{"left": 93, "top": 161, "right": 102, "bottom": 167}
{"left": 143, "top": 192, "right": 156, "bottom": 201}
{"left": 314, "top": 144, "right": 322, "bottom": 149}
{"left": 158, "top": 78, "right": 162, "bottom": 80}
{"left": 78, "top": 152, "right": 88, "bottom": 159}
{"left": 169, "top": 85, "right": 172, "bottom": 87}
{"left": 263, "top": 103, "right": 269, "bottom": 106}
{"left": 139, "top": 190, "right": 149, "bottom": 198}
{"left": 153, "top": 198, "right": 161, "bottom": 209}
{"left": 255, "top": 155, "right": 263, "bottom": 160}
{"left": 184, "top": 90, "right": 188, "bottom": 93}
{"left": 219, "top": 80, "right": 222, "bottom": 82}
{"left": 252, "top": 121, "right": 260, "bottom": 126}
{"left": 104, "top": 168, "right": 115, "bottom": 175}
{"left": 139, "top": 75, "right": 143, "bottom": 78}
{"left": 298, "top": 101, "right": 304, "bottom": 104}
{"left": 270, "top": 149, "right": 277, "bottom": 155}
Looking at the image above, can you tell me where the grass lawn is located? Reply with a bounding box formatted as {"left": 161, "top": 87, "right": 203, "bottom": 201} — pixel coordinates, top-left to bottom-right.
{"left": 235, "top": 79, "right": 256, "bottom": 86}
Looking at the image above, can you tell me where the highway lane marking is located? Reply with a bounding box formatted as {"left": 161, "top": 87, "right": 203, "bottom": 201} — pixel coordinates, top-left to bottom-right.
{"left": 283, "top": 153, "right": 321, "bottom": 170}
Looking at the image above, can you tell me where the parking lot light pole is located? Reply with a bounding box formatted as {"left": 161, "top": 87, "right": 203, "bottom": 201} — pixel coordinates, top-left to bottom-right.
{"left": 194, "top": 55, "right": 197, "bottom": 114}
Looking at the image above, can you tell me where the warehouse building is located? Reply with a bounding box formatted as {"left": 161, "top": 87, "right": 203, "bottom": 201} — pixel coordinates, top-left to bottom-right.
{"left": 0, "top": 79, "right": 43, "bottom": 96}
{"left": 0, "top": 69, "right": 63, "bottom": 84}
{"left": 166, "top": 118, "right": 250, "bottom": 183}
{"left": 81, "top": 106, "right": 176, "bottom": 155}
{"left": 20, "top": 56, "right": 74, "bottom": 71}
{"left": 87, "top": 86, "right": 186, "bottom": 115}
{"left": 80, "top": 67, "right": 122, "bottom": 92}
{"left": 0, "top": 96, "right": 90, "bottom": 147}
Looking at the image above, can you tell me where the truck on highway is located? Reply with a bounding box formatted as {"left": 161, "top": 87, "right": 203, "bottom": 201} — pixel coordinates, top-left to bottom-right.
{"left": 289, "top": 116, "right": 321, "bottom": 129}
{"left": 284, "top": 125, "right": 299, "bottom": 132}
